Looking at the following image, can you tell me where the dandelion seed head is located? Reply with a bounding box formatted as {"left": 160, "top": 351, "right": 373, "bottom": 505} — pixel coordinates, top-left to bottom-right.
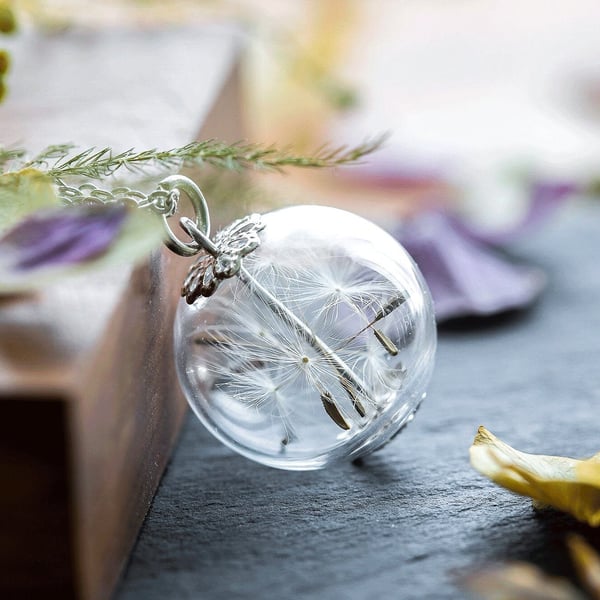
{"left": 175, "top": 204, "right": 437, "bottom": 469}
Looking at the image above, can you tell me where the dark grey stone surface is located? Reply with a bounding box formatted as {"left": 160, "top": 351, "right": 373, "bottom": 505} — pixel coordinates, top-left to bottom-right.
{"left": 116, "top": 202, "right": 600, "bottom": 600}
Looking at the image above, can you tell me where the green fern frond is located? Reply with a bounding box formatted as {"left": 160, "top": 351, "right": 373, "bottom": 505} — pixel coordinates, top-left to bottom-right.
{"left": 41, "top": 137, "right": 385, "bottom": 180}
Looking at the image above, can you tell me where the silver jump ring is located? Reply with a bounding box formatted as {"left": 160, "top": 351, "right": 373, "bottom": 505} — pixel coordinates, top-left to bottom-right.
{"left": 158, "top": 175, "right": 211, "bottom": 257}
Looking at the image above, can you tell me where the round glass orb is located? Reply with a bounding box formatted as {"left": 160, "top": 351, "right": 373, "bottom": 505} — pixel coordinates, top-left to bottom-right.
{"left": 174, "top": 205, "right": 436, "bottom": 470}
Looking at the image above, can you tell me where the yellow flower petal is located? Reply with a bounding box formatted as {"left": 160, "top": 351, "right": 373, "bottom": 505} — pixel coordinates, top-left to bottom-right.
{"left": 567, "top": 535, "right": 600, "bottom": 600}
{"left": 463, "top": 534, "right": 600, "bottom": 599}
{"left": 470, "top": 426, "right": 600, "bottom": 526}
{"left": 462, "top": 562, "right": 585, "bottom": 600}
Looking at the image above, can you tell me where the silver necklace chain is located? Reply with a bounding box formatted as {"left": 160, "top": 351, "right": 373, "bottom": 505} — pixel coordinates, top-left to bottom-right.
{"left": 56, "top": 180, "right": 180, "bottom": 217}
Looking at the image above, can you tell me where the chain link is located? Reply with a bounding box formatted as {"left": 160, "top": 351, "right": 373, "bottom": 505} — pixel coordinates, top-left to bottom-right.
{"left": 57, "top": 181, "right": 180, "bottom": 217}
{"left": 57, "top": 175, "right": 211, "bottom": 257}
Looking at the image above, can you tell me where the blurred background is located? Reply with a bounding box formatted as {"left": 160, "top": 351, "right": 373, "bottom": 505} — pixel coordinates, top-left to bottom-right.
{"left": 3, "top": 0, "right": 600, "bottom": 320}
{"left": 5, "top": 0, "right": 600, "bottom": 218}
{"left": 249, "top": 0, "right": 589, "bottom": 225}
{"left": 245, "top": 0, "right": 600, "bottom": 229}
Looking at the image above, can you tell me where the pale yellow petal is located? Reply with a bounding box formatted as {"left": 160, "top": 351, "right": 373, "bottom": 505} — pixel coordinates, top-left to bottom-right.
{"left": 567, "top": 535, "right": 600, "bottom": 600}
{"left": 462, "top": 562, "right": 585, "bottom": 600}
{"left": 470, "top": 426, "right": 600, "bottom": 527}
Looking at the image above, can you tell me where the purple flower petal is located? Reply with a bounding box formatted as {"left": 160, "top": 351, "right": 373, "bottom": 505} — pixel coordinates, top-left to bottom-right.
{"left": 396, "top": 210, "right": 547, "bottom": 322}
{"left": 452, "top": 180, "right": 579, "bottom": 247}
{"left": 0, "top": 204, "right": 127, "bottom": 271}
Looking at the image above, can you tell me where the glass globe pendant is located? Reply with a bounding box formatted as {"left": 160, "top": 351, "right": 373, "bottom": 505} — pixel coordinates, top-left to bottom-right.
{"left": 173, "top": 198, "right": 437, "bottom": 470}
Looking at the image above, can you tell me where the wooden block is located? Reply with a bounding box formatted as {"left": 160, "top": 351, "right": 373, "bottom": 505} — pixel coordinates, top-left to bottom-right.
{"left": 0, "top": 26, "right": 243, "bottom": 599}
{"left": 0, "top": 255, "right": 187, "bottom": 600}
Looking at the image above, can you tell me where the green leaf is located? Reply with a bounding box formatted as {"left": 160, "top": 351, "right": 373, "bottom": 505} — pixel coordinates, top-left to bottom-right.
{"left": 0, "top": 168, "right": 60, "bottom": 233}
{"left": 87, "top": 205, "right": 165, "bottom": 270}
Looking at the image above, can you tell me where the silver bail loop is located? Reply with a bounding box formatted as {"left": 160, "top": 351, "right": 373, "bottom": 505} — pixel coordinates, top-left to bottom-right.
{"left": 158, "top": 175, "right": 211, "bottom": 257}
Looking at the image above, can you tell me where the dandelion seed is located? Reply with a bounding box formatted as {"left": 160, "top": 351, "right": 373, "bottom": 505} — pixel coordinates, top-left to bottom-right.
{"left": 372, "top": 293, "right": 407, "bottom": 322}
{"left": 337, "top": 291, "right": 408, "bottom": 352}
{"left": 320, "top": 391, "right": 351, "bottom": 431}
{"left": 339, "top": 376, "right": 366, "bottom": 417}
{"left": 373, "top": 329, "right": 399, "bottom": 356}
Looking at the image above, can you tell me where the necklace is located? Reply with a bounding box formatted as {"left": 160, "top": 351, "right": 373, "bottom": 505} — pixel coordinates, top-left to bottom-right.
{"left": 60, "top": 174, "right": 437, "bottom": 470}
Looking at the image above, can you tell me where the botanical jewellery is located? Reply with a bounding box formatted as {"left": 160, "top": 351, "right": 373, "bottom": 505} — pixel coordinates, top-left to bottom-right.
{"left": 63, "top": 174, "right": 438, "bottom": 470}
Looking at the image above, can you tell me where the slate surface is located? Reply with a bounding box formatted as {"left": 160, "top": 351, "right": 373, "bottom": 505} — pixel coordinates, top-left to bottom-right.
{"left": 117, "top": 201, "right": 600, "bottom": 600}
